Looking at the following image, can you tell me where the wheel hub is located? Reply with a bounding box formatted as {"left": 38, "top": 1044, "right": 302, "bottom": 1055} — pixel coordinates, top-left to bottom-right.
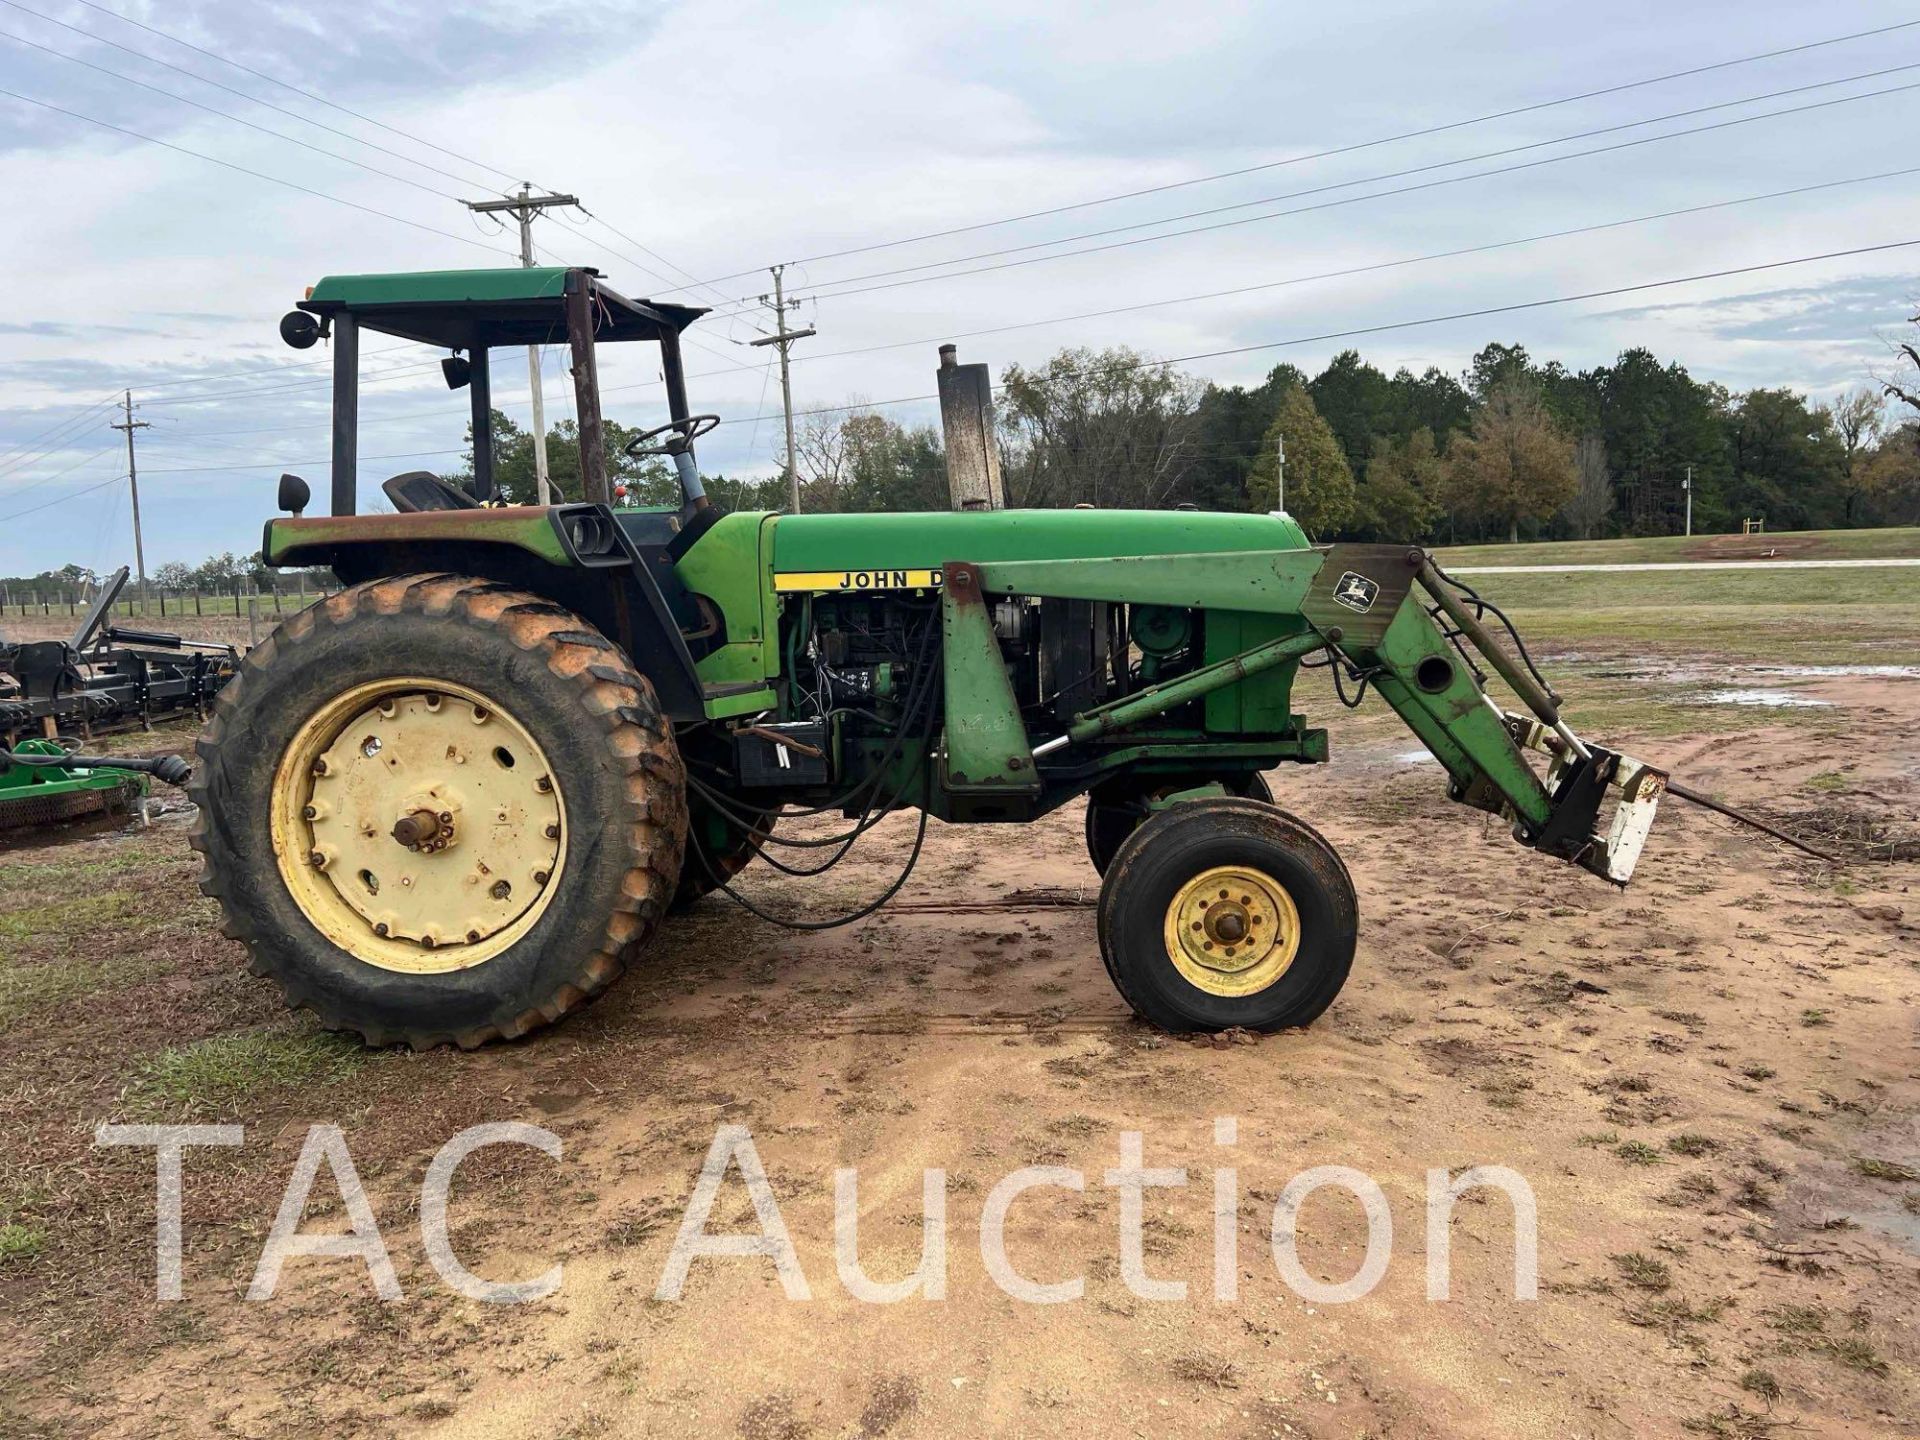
{"left": 275, "top": 681, "right": 565, "bottom": 973}
{"left": 1163, "top": 864, "right": 1301, "bottom": 996}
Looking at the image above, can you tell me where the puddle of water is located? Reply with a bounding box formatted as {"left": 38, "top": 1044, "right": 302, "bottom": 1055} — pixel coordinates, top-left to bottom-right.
{"left": 1855, "top": 1202, "right": 1920, "bottom": 1251}
{"left": 1757, "top": 664, "right": 1920, "bottom": 679}
{"left": 1570, "top": 660, "right": 1920, "bottom": 684}
{"left": 1696, "top": 689, "right": 1832, "bottom": 709}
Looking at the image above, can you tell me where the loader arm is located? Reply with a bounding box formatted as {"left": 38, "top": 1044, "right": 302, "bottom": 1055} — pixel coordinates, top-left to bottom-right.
{"left": 958, "top": 543, "right": 1665, "bottom": 885}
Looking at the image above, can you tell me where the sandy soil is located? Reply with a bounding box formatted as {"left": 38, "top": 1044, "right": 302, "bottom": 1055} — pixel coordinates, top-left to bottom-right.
{"left": 2, "top": 661, "right": 1917, "bottom": 1438}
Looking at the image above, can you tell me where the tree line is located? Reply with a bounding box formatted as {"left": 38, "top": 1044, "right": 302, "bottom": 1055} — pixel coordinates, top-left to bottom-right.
{"left": 456, "top": 327, "right": 1920, "bottom": 541}
{"left": 14, "top": 322, "right": 1919, "bottom": 603}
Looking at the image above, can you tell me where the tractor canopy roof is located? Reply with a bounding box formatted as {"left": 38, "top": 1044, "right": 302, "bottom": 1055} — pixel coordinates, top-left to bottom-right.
{"left": 297, "top": 266, "right": 707, "bottom": 351}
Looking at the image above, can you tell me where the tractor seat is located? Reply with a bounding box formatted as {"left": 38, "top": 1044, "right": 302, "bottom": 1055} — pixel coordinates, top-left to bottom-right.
{"left": 381, "top": 471, "right": 480, "bottom": 513}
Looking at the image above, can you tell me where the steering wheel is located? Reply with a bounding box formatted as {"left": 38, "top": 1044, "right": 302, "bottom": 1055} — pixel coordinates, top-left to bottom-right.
{"left": 624, "top": 414, "right": 721, "bottom": 458}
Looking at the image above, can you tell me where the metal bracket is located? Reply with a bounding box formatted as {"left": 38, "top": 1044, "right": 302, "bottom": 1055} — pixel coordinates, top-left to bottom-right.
{"left": 938, "top": 562, "right": 1039, "bottom": 794}
{"left": 1507, "top": 713, "right": 1668, "bottom": 884}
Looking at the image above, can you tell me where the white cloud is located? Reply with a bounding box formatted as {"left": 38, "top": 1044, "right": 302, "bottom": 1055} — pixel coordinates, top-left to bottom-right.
{"left": 2, "top": 0, "right": 1918, "bottom": 568}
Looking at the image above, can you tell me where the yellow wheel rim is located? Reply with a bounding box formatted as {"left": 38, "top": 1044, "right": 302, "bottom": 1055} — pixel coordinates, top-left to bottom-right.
{"left": 1162, "top": 864, "right": 1301, "bottom": 997}
{"left": 270, "top": 678, "right": 566, "bottom": 975}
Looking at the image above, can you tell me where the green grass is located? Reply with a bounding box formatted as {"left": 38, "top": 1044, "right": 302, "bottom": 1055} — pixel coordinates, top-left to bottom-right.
{"left": 126, "top": 1028, "right": 367, "bottom": 1116}
{"left": 0, "top": 955, "right": 152, "bottom": 1028}
{"left": 0, "top": 1221, "right": 46, "bottom": 1265}
{"left": 1853, "top": 1157, "right": 1920, "bottom": 1182}
{"left": 1457, "top": 562, "right": 1920, "bottom": 669}
{"left": 1667, "top": 1133, "right": 1719, "bottom": 1158}
{"left": 1434, "top": 525, "right": 1920, "bottom": 569}
{"left": 1611, "top": 1251, "right": 1673, "bottom": 1291}
{"left": 0, "top": 892, "right": 146, "bottom": 947}
{"left": 0, "top": 853, "right": 157, "bottom": 890}
{"left": 1738, "top": 1369, "right": 1781, "bottom": 1401}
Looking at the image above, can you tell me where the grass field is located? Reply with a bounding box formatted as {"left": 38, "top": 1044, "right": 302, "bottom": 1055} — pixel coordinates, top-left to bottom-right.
{"left": 1477, "top": 565, "right": 1920, "bottom": 665}
{"left": 1433, "top": 524, "right": 1920, "bottom": 568}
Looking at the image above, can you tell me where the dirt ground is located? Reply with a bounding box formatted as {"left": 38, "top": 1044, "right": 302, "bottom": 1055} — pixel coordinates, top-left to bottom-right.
{"left": 3, "top": 595, "right": 1918, "bottom": 1439}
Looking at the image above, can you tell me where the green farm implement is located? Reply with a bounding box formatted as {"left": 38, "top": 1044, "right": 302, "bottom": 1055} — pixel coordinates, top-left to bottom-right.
{"left": 0, "top": 738, "right": 189, "bottom": 831}
{"left": 188, "top": 266, "right": 1671, "bottom": 1048}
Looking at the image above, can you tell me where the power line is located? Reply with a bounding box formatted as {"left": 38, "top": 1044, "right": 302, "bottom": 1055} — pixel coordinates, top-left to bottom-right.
{"left": 0, "top": 0, "right": 500, "bottom": 192}
{"left": 571, "top": 205, "right": 737, "bottom": 307}
{"left": 748, "top": 265, "right": 817, "bottom": 511}
{"left": 125, "top": 339, "right": 419, "bottom": 393}
{"left": 706, "top": 236, "right": 1920, "bottom": 427}
{"left": 0, "top": 470, "right": 126, "bottom": 525}
{"left": 0, "top": 398, "right": 120, "bottom": 475}
{"left": 468, "top": 185, "right": 580, "bottom": 503}
{"left": 671, "top": 17, "right": 1920, "bottom": 288}
{"left": 139, "top": 356, "right": 455, "bottom": 407}
{"left": 137, "top": 446, "right": 461, "bottom": 476}
{"left": 22, "top": 235, "right": 1915, "bottom": 501}
{"left": 765, "top": 74, "right": 1920, "bottom": 307}
{"left": 785, "top": 165, "right": 1920, "bottom": 366}
{"left": 146, "top": 162, "right": 1920, "bottom": 443}
{"left": 108, "top": 389, "right": 151, "bottom": 604}
{"left": 0, "top": 84, "right": 517, "bottom": 257}
{"left": 0, "top": 441, "right": 123, "bottom": 503}
{"left": 59, "top": 0, "right": 523, "bottom": 189}
{"left": 0, "top": 23, "right": 465, "bottom": 201}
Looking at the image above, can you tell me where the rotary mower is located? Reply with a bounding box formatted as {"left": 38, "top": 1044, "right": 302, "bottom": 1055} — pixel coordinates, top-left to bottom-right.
{"left": 187, "top": 266, "right": 1673, "bottom": 1048}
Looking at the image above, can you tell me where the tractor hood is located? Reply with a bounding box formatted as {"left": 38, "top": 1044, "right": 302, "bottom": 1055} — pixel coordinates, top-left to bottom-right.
{"left": 767, "top": 509, "right": 1310, "bottom": 586}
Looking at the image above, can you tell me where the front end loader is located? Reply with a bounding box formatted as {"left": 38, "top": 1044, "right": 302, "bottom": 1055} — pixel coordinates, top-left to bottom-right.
{"left": 188, "top": 266, "right": 1666, "bottom": 1047}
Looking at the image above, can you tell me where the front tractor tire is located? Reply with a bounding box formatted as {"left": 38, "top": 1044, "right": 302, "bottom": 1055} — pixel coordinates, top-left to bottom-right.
{"left": 1097, "top": 798, "right": 1356, "bottom": 1034}
{"left": 1084, "top": 771, "right": 1273, "bottom": 874}
{"left": 188, "top": 575, "right": 688, "bottom": 1048}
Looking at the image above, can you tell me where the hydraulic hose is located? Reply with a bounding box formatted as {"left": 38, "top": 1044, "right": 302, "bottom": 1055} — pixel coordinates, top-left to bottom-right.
{"left": 0, "top": 746, "right": 190, "bottom": 786}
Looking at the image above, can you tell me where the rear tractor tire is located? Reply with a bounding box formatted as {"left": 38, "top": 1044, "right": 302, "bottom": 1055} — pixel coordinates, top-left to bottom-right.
{"left": 1096, "top": 798, "right": 1356, "bottom": 1034}
{"left": 188, "top": 575, "right": 688, "bottom": 1048}
{"left": 1084, "top": 771, "right": 1273, "bottom": 875}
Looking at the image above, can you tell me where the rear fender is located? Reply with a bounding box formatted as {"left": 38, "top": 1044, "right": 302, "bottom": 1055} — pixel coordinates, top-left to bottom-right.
{"left": 262, "top": 507, "right": 708, "bottom": 721}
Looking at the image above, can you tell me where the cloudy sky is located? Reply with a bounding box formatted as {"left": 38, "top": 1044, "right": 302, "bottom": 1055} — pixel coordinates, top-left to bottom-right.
{"left": 1, "top": 0, "right": 1917, "bottom": 575}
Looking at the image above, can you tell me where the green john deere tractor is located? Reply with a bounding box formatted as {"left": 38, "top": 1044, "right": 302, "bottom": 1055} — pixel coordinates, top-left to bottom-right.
{"left": 189, "top": 266, "right": 1668, "bottom": 1048}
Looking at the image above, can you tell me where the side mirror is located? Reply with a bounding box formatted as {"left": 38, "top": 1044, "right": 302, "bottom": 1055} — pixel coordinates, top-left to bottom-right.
{"left": 277, "top": 473, "right": 311, "bottom": 516}
{"left": 279, "top": 311, "right": 322, "bottom": 349}
{"left": 441, "top": 354, "right": 472, "bottom": 390}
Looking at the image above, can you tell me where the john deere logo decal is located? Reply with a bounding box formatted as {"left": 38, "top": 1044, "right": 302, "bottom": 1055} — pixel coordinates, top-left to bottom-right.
{"left": 1333, "top": 571, "right": 1379, "bottom": 613}
{"left": 773, "top": 568, "right": 944, "bottom": 594}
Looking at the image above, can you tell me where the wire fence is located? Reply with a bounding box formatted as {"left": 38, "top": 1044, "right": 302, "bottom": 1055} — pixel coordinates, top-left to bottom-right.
{"left": 0, "top": 584, "right": 337, "bottom": 621}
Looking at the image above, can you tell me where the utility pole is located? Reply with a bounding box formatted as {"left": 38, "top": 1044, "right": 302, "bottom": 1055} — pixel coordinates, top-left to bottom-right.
{"left": 1683, "top": 464, "right": 1693, "bottom": 537}
{"left": 110, "top": 390, "right": 150, "bottom": 612}
{"left": 748, "top": 264, "right": 816, "bottom": 513}
{"left": 1275, "top": 432, "right": 1287, "bottom": 515}
{"left": 466, "top": 183, "right": 578, "bottom": 504}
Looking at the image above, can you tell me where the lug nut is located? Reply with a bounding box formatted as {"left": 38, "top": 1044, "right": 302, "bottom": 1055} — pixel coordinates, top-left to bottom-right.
{"left": 489, "top": 880, "right": 512, "bottom": 900}
{"left": 533, "top": 870, "right": 550, "bottom": 886}
{"left": 466, "top": 929, "right": 482, "bottom": 943}
{"left": 302, "top": 804, "right": 317, "bottom": 821}
{"left": 535, "top": 775, "right": 553, "bottom": 794}
{"left": 374, "top": 922, "right": 389, "bottom": 936}
{"left": 307, "top": 850, "right": 326, "bottom": 869}
{"left": 311, "top": 758, "right": 328, "bottom": 777}
{"left": 544, "top": 823, "right": 560, "bottom": 839}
